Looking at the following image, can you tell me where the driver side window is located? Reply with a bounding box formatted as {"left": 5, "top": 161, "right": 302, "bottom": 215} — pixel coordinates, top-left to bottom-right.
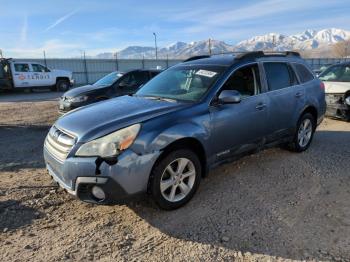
{"left": 119, "top": 72, "right": 149, "bottom": 88}
{"left": 222, "top": 64, "right": 261, "bottom": 98}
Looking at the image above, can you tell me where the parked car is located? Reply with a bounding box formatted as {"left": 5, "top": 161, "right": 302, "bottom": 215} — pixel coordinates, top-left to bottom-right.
{"left": 318, "top": 62, "right": 350, "bottom": 121}
{"left": 44, "top": 51, "right": 326, "bottom": 210}
{"left": 59, "top": 69, "right": 161, "bottom": 113}
{"left": 0, "top": 58, "right": 73, "bottom": 91}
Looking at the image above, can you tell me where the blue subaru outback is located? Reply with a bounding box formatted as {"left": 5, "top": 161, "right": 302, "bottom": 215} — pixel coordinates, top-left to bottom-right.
{"left": 44, "top": 52, "right": 326, "bottom": 210}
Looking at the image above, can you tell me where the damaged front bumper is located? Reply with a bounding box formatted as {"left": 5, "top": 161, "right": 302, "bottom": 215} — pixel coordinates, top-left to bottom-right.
{"left": 44, "top": 146, "right": 161, "bottom": 204}
{"left": 325, "top": 93, "right": 350, "bottom": 120}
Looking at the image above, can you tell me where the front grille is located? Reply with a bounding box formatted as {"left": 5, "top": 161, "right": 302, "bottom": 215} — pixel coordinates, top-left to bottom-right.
{"left": 45, "top": 126, "right": 76, "bottom": 162}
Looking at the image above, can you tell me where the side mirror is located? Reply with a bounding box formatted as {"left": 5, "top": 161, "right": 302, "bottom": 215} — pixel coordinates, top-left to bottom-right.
{"left": 218, "top": 90, "right": 241, "bottom": 104}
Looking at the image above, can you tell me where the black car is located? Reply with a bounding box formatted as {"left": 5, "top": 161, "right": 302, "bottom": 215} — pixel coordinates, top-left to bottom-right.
{"left": 59, "top": 69, "right": 161, "bottom": 113}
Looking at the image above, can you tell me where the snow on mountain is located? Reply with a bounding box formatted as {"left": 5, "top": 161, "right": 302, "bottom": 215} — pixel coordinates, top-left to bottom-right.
{"left": 95, "top": 28, "right": 350, "bottom": 59}
{"left": 236, "top": 28, "right": 350, "bottom": 52}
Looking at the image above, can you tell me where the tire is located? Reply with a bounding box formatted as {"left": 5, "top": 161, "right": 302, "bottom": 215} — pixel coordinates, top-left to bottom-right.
{"left": 149, "top": 149, "right": 202, "bottom": 210}
{"left": 288, "top": 113, "right": 316, "bottom": 152}
{"left": 56, "top": 79, "right": 70, "bottom": 92}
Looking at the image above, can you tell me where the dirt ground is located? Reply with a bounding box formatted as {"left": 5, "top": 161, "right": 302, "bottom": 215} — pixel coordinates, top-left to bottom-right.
{"left": 0, "top": 99, "right": 349, "bottom": 262}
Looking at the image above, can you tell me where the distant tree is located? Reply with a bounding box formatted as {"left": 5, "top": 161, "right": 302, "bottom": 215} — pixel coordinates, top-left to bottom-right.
{"left": 332, "top": 40, "right": 350, "bottom": 58}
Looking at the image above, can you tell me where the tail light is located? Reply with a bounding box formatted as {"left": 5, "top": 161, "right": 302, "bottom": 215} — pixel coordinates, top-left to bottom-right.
{"left": 320, "top": 82, "right": 325, "bottom": 90}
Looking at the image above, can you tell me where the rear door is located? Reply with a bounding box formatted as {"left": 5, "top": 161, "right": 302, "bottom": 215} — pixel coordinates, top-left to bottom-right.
{"left": 0, "top": 60, "right": 13, "bottom": 89}
{"left": 262, "top": 62, "right": 305, "bottom": 142}
{"left": 30, "top": 63, "right": 52, "bottom": 86}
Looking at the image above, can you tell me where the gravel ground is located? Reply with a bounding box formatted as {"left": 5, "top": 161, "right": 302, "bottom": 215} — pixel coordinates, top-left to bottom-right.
{"left": 0, "top": 99, "right": 349, "bottom": 262}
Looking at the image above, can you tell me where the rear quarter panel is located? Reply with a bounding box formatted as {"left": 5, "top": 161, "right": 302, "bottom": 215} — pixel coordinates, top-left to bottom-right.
{"left": 305, "top": 78, "right": 326, "bottom": 124}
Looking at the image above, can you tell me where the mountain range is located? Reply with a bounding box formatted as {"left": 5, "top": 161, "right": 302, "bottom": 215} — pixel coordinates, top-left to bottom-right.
{"left": 95, "top": 28, "right": 350, "bottom": 59}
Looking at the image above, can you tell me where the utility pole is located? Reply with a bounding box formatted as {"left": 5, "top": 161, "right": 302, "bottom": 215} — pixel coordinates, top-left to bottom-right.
{"left": 83, "top": 51, "right": 88, "bottom": 84}
{"left": 0, "top": 49, "right": 3, "bottom": 58}
{"left": 153, "top": 32, "right": 158, "bottom": 60}
{"left": 208, "top": 38, "right": 212, "bottom": 55}
{"left": 272, "top": 35, "right": 276, "bottom": 51}
{"left": 43, "top": 50, "right": 47, "bottom": 67}
{"left": 115, "top": 52, "right": 119, "bottom": 71}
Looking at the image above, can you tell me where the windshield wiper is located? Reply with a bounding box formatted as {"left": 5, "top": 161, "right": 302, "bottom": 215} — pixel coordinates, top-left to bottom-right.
{"left": 140, "top": 95, "right": 177, "bottom": 103}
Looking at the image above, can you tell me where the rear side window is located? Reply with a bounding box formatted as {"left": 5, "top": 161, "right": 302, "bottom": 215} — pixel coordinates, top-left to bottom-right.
{"left": 294, "top": 64, "right": 314, "bottom": 83}
{"left": 14, "top": 63, "right": 30, "bottom": 72}
{"left": 32, "top": 64, "right": 49, "bottom": 73}
{"left": 264, "top": 62, "right": 293, "bottom": 91}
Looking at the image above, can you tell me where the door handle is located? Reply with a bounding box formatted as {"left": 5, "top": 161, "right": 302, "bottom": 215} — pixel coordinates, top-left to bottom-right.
{"left": 295, "top": 92, "right": 303, "bottom": 98}
{"left": 256, "top": 103, "right": 266, "bottom": 110}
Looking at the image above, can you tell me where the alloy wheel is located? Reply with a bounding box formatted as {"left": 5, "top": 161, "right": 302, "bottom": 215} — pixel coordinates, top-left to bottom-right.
{"left": 160, "top": 158, "right": 196, "bottom": 202}
{"left": 298, "top": 118, "right": 313, "bottom": 147}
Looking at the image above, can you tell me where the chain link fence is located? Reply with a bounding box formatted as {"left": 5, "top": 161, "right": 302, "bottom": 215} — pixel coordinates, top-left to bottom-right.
{"left": 14, "top": 57, "right": 350, "bottom": 86}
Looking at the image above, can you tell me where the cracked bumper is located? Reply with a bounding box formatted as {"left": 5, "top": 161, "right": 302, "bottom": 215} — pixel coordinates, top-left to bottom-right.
{"left": 325, "top": 94, "right": 350, "bottom": 120}
{"left": 44, "top": 146, "right": 161, "bottom": 204}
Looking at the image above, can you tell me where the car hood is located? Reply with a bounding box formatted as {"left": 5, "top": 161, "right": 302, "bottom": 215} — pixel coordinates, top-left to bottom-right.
{"left": 55, "top": 95, "right": 189, "bottom": 142}
{"left": 63, "top": 84, "right": 108, "bottom": 97}
{"left": 324, "top": 81, "right": 350, "bottom": 94}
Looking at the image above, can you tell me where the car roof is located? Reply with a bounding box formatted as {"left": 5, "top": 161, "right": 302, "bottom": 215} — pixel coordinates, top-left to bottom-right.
{"left": 125, "top": 69, "right": 163, "bottom": 73}
{"left": 181, "top": 51, "right": 305, "bottom": 67}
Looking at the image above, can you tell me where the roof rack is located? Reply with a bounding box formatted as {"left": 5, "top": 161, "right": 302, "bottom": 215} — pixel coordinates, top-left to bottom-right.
{"left": 183, "top": 55, "right": 211, "bottom": 62}
{"left": 235, "top": 51, "right": 300, "bottom": 60}
{"left": 184, "top": 51, "right": 300, "bottom": 62}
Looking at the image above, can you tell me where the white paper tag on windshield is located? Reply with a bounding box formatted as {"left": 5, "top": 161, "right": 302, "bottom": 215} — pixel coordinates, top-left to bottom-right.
{"left": 196, "top": 70, "right": 217, "bottom": 78}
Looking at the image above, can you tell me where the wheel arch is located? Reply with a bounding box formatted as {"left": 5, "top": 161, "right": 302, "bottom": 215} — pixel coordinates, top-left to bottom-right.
{"left": 147, "top": 137, "right": 208, "bottom": 194}
{"left": 56, "top": 77, "right": 70, "bottom": 84}
{"left": 301, "top": 105, "right": 318, "bottom": 123}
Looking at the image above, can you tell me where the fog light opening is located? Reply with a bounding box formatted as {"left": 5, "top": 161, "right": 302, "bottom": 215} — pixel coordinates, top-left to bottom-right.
{"left": 91, "top": 186, "right": 106, "bottom": 201}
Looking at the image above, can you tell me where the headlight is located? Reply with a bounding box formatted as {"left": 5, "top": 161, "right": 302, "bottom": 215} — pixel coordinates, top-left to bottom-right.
{"left": 75, "top": 124, "right": 141, "bottom": 158}
{"left": 345, "top": 95, "right": 350, "bottom": 106}
{"left": 67, "top": 96, "right": 88, "bottom": 103}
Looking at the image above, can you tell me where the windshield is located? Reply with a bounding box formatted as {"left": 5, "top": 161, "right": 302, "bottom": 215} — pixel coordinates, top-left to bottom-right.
{"left": 93, "top": 72, "right": 123, "bottom": 86}
{"left": 136, "top": 66, "right": 225, "bottom": 102}
{"left": 319, "top": 64, "right": 350, "bottom": 82}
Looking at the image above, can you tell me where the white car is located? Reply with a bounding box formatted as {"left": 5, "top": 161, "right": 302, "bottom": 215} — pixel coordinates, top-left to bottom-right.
{"left": 319, "top": 62, "right": 350, "bottom": 121}
{"left": 0, "top": 58, "right": 74, "bottom": 91}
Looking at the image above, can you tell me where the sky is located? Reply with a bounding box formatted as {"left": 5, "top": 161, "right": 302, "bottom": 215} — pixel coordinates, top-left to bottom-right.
{"left": 1, "top": 0, "right": 350, "bottom": 58}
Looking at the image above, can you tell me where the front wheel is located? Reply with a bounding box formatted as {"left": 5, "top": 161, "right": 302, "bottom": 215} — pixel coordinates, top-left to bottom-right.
{"left": 149, "top": 149, "right": 201, "bottom": 210}
{"left": 288, "top": 113, "right": 316, "bottom": 152}
{"left": 55, "top": 80, "right": 70, "bottom": 92}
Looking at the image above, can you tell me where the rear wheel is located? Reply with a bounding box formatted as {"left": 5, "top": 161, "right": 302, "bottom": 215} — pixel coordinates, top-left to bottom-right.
{"left": 55, "top": 79, "right": 70, "bottom": 92}
{"left": 149, "top": 149, "right": 201, "bottom": 210}
{"left": 288, "top": 113, "right": 316, "bottom": 152}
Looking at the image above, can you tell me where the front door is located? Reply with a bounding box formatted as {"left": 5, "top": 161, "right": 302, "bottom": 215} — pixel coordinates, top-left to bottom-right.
{"left": 115, "top": 71, "right": 150, "bottom": 96}
{"left": 0, "top": 60, "right": 13, "bottom": 89}
{"left": 210, "top": 63, "right": 269, "bottom": 162}
{"left": 12, "top": 63, "right": 32, "bottom": 88}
